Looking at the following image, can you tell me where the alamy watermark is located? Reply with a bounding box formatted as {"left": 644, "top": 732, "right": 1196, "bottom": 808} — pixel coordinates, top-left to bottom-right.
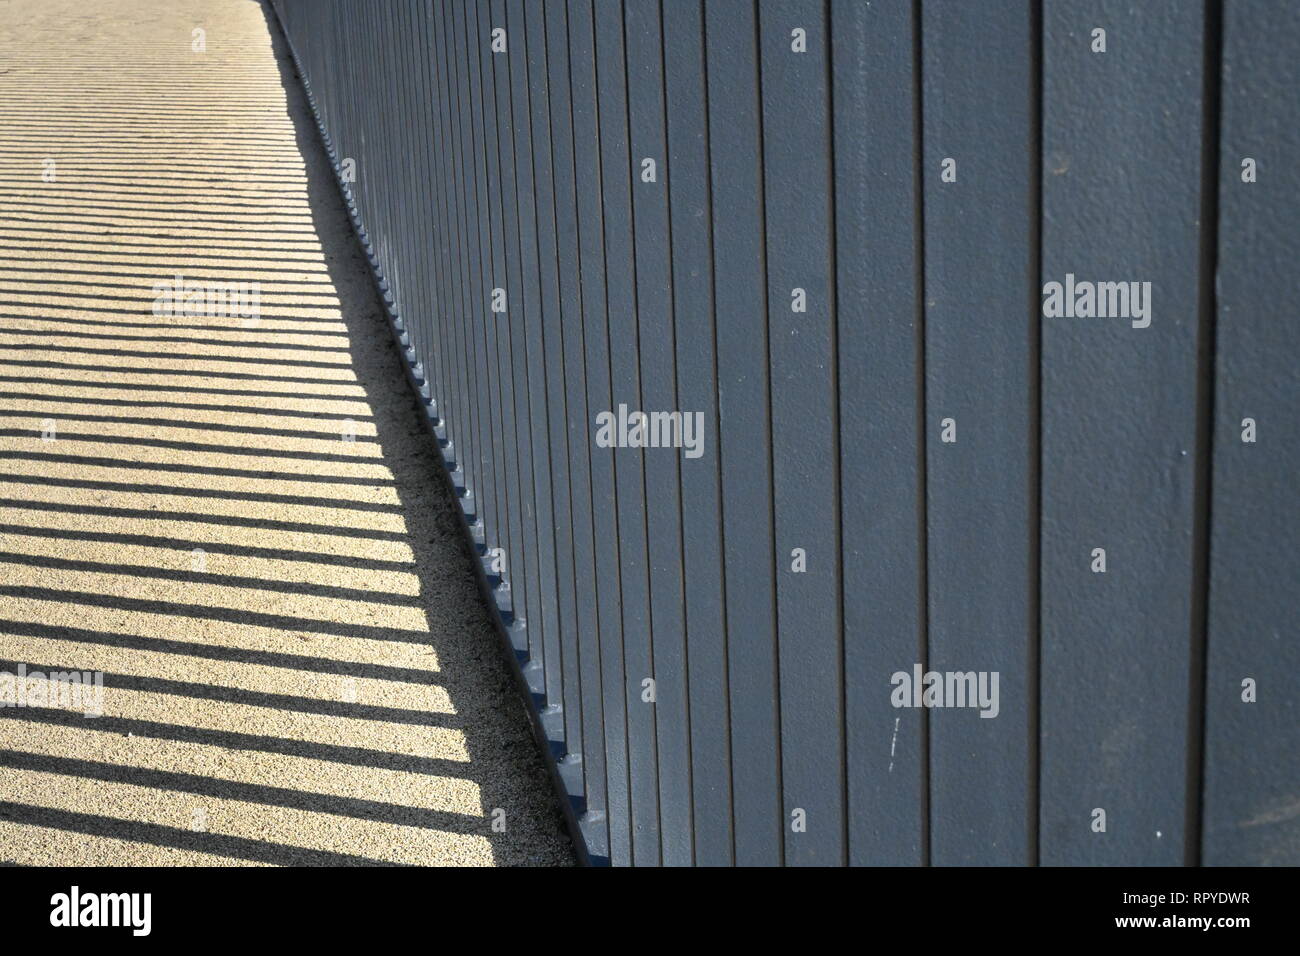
{"left": 891, "top": 664, "right": 1000, "bottom": 718}
{"left": 1042, "top": 273, "right": 1151, "bottom": 328}
{"left": 594, "top": 403, "right": 704, "bottom": 459}
{"left": 50, "top": 887, "right": 151, "bottom": 936}
{"left": 0, "top": 664, "right": 104, "bottom": 718}
{"left": 152, "top": 274, "right": 260, "bottom": 322}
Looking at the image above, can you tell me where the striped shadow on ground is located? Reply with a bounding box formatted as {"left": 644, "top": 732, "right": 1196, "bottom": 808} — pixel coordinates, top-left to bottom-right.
{"left": 0, "top": 0, "right": 572, "bottom": 867}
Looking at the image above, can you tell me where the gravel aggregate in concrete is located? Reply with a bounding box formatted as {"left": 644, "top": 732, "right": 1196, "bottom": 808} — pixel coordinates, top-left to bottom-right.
{"left": 0, "top": 0, "right": 574, "bottom": 867}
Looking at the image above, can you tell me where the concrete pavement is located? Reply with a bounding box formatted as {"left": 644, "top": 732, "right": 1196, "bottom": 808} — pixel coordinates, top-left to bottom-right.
{"left": 0, "top": 0, "right": 573, "bottom": 866}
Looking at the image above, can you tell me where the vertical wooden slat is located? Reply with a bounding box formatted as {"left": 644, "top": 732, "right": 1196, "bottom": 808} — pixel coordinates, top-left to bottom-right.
{"left": 1202, "top": 0, "right": 1300, "bottom": 868}
{"left": 921, "top": 0, "right": 1035, "bottom": 865}
{"left": 1040, "top": 0, "right": 1206, "bottom": 865}
{"left": 565, "top": 0, "right": 624, "bottom": 866}
{"left": 663, "top": 0, "right": 733, "bottom": 867}
{"left": 831, "top": 0, "right": 926, "bottom": 867}
{"left": 704, "top": 0, "right": 782, "bottom": 867}
{"left": 757, "top": 0, "right": 843, "bottom": 866}
{"left": 484, "top": 0, "right": 533, "bottom": 655}
{"left": 624, "top": 0, "right": 692, "bottom": 867}
{"left": 593, "top": 0, "right": 661, "bottom": 865}
{"left": 460, "top": 0, "right": 504, "bottom": 575}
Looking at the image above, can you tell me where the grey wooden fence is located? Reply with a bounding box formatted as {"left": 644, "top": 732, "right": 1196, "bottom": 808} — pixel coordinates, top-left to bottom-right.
{"left": 268, "top": 0, "right": 1299, "bottom": 866}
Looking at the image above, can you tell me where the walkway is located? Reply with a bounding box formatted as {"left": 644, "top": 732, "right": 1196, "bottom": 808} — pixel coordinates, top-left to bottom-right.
{"left": 0, "top": 0, "right": 572, "bottom": 865}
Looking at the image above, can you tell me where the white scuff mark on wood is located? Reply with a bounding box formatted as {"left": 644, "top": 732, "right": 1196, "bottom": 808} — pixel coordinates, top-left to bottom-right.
{"left": 888, "top": 716, "right": 900, "bottom": 773}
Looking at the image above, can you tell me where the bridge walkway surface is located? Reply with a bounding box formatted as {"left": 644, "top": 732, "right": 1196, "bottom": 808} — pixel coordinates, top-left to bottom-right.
{"left": 0, "top": 0, "right": 572, "bottom": 866}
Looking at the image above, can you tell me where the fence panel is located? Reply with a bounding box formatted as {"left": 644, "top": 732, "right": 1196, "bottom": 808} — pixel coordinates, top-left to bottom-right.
{"left": 271, "top": 0, "right": 1295, "bottom": 867}
{"left": 921, "top": 0, "right": 1036, "bottom": 866}
{"left": 1039, "top": 0, "right": 1208, "bottom": 865}
{"left": 831, "top": 0, "right": 927, "bottom": 867}
{"left": 1202, "top": 0, "right": 1300, "bottom": 867}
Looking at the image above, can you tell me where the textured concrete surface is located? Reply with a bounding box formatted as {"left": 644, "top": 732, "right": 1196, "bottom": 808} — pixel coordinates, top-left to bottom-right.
{"left": 0, "top": 0, "right": 573, "bottom": 866}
